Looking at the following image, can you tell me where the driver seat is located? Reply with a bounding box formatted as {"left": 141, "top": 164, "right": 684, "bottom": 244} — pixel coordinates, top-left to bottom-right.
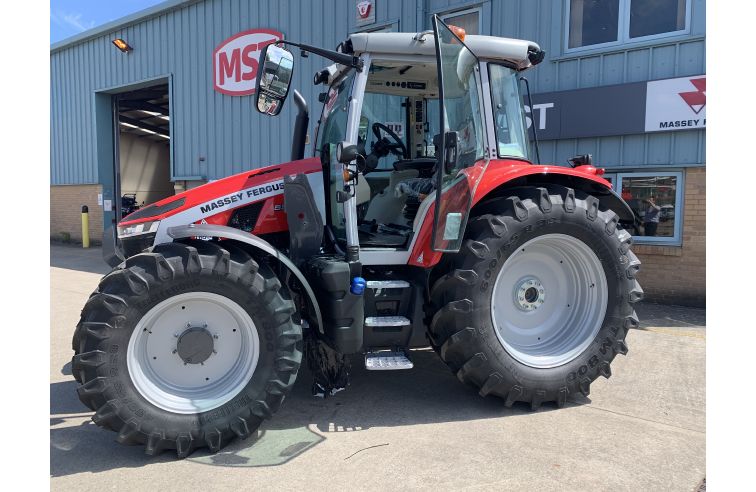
{"left": 363, "top": 169, "right": 419, "bottom": 226}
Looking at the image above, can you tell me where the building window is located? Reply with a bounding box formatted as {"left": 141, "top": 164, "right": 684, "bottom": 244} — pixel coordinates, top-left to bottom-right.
{"left": 607, "top": 171, "right": 684, "bottom": 244}
{"left": 566, "top": 0, "right": 690, "bottom": 52}
{"left": 629, "top": 0, "right": 687, "bottom": 38}
{"left": 568, "top": 0, "right": 620, "bottom": 49}
{"left": 440, "top": 7, "right": 481, "bottom": 35}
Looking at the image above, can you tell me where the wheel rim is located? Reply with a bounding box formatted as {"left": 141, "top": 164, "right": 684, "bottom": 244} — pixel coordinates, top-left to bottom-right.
{"left": 127, "top": 291, "right": 259, "bottom": 414}
{"left": 490, "top": 233, "right": 608, "bottom": 368}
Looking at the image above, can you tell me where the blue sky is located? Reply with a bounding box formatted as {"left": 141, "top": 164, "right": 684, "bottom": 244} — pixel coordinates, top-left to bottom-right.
{"left": 50, "top": 0, "right": 166, "bottom": 43}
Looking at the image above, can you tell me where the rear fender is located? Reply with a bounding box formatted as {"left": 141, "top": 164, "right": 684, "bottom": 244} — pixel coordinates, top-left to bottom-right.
{"left": 472, "top": 173, "right": 636, "bottom": 224}
{"left": 409, "top": 164, "right": 637, "bottom": 268}
{"left": 166, "top": 223, "right": 323, "bottom": 333}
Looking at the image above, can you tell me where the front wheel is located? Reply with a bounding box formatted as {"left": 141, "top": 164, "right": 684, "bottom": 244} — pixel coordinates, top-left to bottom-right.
{"left": 429, "top": 186, "right": 642, "bottom": 409}
{"left": 71, "top": 241, "right": 302, "bottom": 457}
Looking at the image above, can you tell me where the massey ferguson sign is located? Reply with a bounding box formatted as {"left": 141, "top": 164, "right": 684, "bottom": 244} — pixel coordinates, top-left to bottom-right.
{"left": 645, "top": 76, "right": 706, "bottom": 132}
{"left": 213, "top": 29, "right": 283, "bottom": 96}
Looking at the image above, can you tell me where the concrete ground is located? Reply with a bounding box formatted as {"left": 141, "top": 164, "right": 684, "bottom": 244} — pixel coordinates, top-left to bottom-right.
{"left": 50, "top": 244, "right": 705, "bottom": 491}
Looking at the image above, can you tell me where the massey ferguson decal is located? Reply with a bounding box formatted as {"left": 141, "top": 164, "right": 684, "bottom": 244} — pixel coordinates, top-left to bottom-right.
{"left": 199, "top": 181, "right": 284, "bottom": 214}
{"left": 645, "top": 75, "right": 706, "bottom": 132}
{"left": 213, "top": 29, "right": 283, "bottom": 96}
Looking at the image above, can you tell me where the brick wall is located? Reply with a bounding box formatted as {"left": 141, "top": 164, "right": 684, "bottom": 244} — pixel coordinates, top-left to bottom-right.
{"left": 50, "top": 184, "right": 104, "bottom": 244}
{"left": 633, "top": 167, "right": 706, "bottom": 307}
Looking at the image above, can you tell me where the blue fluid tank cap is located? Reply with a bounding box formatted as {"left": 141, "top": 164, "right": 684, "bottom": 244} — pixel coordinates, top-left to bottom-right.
{"left": 351, "top": 276, "right": 366, "bottom": 295}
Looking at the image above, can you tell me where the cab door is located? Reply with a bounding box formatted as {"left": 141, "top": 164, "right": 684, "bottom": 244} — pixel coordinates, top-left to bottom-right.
{"left": 431, "top": 16, "right": 489, "bottom": 252}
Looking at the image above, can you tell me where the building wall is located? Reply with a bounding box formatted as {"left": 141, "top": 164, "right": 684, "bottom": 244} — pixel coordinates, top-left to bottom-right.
{"left": 50, "top": 184, "right": 104, "bottom": 243}
{"left": 633, "top": 167, "right": 705, "bottom": 306}
{"left": 50, "top": 0, "right": 706, "bottom": 180}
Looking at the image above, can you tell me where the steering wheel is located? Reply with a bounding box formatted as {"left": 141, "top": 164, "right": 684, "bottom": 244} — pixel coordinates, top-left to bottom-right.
{"left": 372, "top": 122, "right": 409, "bottom": 159}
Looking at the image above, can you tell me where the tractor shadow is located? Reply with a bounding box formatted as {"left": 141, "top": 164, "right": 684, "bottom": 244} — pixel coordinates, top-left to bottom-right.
{"left": 50, "top": 349, "right": 588, "bottom": 476}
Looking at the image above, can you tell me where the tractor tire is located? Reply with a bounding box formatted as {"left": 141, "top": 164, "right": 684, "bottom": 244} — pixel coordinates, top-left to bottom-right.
{"left": 71, "top": 240, "right": 302, "bottom": 457}
{"left": 428, "top": 186, "right": 642, "bottom": 409}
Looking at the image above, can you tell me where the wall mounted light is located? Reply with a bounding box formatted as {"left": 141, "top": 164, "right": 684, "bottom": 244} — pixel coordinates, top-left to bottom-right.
{"left": 112, "top": 38, "right": 133, "bottom": 53}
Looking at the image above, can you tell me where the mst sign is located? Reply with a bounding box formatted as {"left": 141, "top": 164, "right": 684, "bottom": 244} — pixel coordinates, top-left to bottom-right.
{"left": 213, "top": 29, "right": 283, "bottom": 96}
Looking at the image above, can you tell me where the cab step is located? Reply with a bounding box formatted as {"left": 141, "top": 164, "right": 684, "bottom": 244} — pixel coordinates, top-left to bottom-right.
{"left": 364, "top": 350, "right": 414, "bottom": 370}
{"left": 364, "top": 316, "right": 411, "bottom": 327}
{"left": 366, "top": 280, "right": 411, "bottom": 289}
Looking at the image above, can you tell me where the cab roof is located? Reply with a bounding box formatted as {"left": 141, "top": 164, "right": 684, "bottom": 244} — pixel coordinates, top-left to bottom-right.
{"left": 347, "top": 32, "right": 543, "bottom": 71}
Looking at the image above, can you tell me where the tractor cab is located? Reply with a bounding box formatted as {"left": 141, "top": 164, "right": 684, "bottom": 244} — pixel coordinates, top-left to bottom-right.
{"left": 256, "top": 19, "right": 541, "bottom": 263}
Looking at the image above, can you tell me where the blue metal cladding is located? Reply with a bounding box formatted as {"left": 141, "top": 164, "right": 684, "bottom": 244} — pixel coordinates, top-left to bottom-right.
{"left": 51, "top": 0, "right": 360, "bottom": 185}
{"left": 50, "top": 0, "right": 706, "bottom": 186}
{"left": 428, "top": 0, "right": 706, "bottom": 169}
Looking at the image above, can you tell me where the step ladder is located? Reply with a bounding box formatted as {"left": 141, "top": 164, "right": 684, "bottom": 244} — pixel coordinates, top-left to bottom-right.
{"left": 364, "top": 280, "right": 414, "bottom": 370}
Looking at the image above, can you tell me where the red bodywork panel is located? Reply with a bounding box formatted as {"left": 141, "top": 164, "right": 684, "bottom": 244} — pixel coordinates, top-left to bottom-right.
{"left": 121, "top": 155, "right": 610, "bottom": 269}
{"left": 120, "top": 158, "right": 321, "bottom": 236}
{"left": 407, "top": 159, "right": 611, "bottom": 268}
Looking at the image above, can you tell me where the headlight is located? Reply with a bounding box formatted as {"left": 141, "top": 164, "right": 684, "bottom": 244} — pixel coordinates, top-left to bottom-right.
{"left": 118, "top": 220, "right": 160, "bottom": 238}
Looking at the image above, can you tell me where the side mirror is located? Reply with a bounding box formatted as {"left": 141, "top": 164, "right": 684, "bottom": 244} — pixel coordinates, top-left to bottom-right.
{"left": 255, "top": 44, "right": 294, "bottom": 116}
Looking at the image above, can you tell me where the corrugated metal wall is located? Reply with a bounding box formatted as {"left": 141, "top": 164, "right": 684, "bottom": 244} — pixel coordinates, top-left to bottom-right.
{"left": 51, "top": 0, "right": 363, "bottom": 185}
{"left": 50, "top": 0, "right": 706, "bottom": 185}
{"left": 426, "top": 0, "right": 706, "bottom": 169}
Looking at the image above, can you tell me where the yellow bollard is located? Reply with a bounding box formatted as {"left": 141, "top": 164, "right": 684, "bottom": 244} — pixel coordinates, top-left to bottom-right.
{"left": 81, "top": 205, "right": 90, "bottom": 248}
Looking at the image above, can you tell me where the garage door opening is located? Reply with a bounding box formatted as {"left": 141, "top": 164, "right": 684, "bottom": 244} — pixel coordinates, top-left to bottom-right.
{"left": 115, "top": 83, "right": 173, "bottom": 220}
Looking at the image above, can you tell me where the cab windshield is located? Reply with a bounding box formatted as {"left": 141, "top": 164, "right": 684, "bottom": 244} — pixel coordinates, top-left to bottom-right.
{"left": 488, "top": 64, "right": 530, "bottom": 161}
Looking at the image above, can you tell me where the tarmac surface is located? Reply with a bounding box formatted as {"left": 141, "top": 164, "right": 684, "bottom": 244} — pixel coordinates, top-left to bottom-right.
{"left": 50, "top": 244, "right": 705, "bottom": 491}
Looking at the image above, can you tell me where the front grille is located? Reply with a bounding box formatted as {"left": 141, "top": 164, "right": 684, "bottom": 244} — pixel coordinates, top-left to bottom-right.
{"left": 120, "top": 233, "right": 156, "bottom": 258}
{"left": 228, "top": 202, "right": 264, "bottom": 232}
{"left": 125, "top": 197, "right": 185, "bottom": 221}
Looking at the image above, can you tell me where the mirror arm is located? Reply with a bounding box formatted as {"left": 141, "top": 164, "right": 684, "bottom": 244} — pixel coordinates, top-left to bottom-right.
{"left": 274, "top": 40, "right": 363, "bottom": 71}
{"left": 291, "top": 90, "right": 309, "bottom": 161}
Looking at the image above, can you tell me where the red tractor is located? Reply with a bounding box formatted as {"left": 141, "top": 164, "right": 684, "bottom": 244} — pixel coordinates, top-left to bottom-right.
{"left": 72, "top": 18, "right": 642, "bottom": 458}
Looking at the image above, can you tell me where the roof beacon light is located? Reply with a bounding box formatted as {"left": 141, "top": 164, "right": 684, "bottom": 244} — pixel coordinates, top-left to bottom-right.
{"left": 112, "top": 38, "right": 133, "bottom": 53}
{"left": 448, "top": 25, "right": 466, "bottom": 42}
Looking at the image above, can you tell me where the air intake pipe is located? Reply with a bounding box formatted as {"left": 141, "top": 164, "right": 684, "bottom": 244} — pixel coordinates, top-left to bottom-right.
{"left": 291, "top": 90, "right": 309, "bottom": 161}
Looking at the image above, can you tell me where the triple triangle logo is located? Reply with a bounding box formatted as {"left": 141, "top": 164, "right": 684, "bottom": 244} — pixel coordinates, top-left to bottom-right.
{"left": 678, "top": 77, "right": 706, "bottom": 114}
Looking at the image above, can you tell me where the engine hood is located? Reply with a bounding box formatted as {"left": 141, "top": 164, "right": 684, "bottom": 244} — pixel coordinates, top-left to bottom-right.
{"left": 119, "top": 157, "right": 321, "bottom": 226}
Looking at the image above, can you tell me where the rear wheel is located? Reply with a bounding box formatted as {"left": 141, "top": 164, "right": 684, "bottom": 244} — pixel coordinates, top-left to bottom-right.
{"left": 71, "top": 241, "right": 302, "bottom": 457}
{"left": 429, "top": 186, "right": 642, "bottom": 409}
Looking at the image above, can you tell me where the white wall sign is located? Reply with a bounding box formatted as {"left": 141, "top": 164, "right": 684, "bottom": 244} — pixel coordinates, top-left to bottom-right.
{"left": 213, "top": 29, "right": 284, "bottom": 96}
{"left": 645, "top": 76, "right": 706, "bottom": 132}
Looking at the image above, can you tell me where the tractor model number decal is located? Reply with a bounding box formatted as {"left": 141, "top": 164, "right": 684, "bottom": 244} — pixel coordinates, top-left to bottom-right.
{"left": 199, "top": 181, "right": 284, "bottom": 214}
